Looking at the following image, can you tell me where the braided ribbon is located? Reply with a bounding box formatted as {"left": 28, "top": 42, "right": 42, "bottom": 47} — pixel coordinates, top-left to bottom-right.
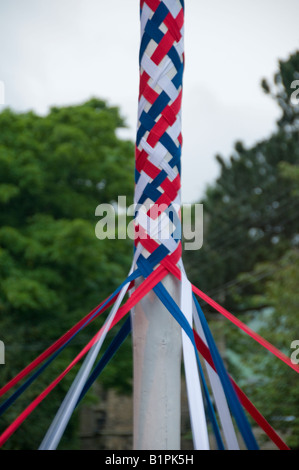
{"left": 134, "top": 0, "right": 184, "bottom": 268}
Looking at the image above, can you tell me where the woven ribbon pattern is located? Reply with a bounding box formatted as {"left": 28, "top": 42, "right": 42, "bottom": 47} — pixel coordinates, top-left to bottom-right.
{"left": 134, "top": 0, "right": 184, "bottom": 269}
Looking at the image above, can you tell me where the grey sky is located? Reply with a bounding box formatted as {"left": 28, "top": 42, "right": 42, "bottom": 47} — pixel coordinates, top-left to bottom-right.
{"left": 0, "top": 0, "right": 298, "bottom": 202}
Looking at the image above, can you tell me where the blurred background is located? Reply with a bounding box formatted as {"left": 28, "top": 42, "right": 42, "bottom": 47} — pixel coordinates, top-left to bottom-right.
{"left": 0, "top": 0, "right": 298, "bottom": 450}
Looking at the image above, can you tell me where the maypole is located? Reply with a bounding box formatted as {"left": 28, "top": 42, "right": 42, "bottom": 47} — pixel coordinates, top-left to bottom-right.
{"left": 0, "top": 0, "right": 297, "bottom": 453}
{"left": 131, "top": 0, "right": 215, "bottom": 450}
{"left": 131, "top": 0, "right": 185, "bottom": 449}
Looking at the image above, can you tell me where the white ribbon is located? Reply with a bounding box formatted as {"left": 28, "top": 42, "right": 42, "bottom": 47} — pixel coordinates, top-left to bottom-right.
{"left": 180, "top": 268, "right": 210, "bottom": 450}
{"left": 192, "top": 300, "right": 240, "bottom": 450}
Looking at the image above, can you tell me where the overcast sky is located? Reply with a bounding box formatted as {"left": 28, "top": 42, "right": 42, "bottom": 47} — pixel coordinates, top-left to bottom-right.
{"left": 0, "top": 0, "right": 298, "bottom": 202}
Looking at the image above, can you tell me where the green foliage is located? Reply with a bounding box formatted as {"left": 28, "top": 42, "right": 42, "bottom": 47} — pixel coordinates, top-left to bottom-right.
{"left": 0, "top": 99, "right": 135, "bottom": 449}
{"left": 231, "top": 250, "right": 299, "bottom": 449}
{"left": 183, "top": 51, "right": 299, "bottom": 314}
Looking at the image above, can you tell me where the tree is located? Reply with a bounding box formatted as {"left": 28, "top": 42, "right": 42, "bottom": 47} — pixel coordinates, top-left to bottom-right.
{"left": 225, "top": 162, "right": 299, "bottom": 448}
{"left": 227, "top": 247, "right": 299, "bottom": 449}
{"left": 0, "top": 99, "right": 135, "bottom": 449}
{"left": 261, "top": 49, "right": 299, "bottom": 130}
{"left": 183, "top": 50, "right": 299, "bottom": 447}
{"left": 183, "top": 51, "right": 299, "bottom": 314}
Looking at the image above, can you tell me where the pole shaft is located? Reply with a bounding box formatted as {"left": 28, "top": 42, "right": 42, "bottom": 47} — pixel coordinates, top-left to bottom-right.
{"left": 133, "top": 0, "right": 185, "bottom": 450}
{"left": 132, "top": 275, "right": 182, "bottom": 450}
